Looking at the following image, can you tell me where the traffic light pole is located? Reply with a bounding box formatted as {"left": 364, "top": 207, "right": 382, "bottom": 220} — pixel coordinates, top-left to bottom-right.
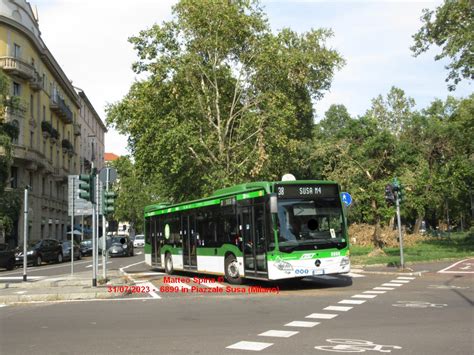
{"left": 91, "top": 163, "right": 97, "bottom": 287}
{"left": 102, "top": 168, "right": 109, "bottom": 280}
{"left": 95, "top": 174, "right": 100, "bottom": 281}
{"left": 395, "top": 191, "right": 405, "bottom": 269}
{"left": 71, "top": 177, "right": 74, "bottom": 276}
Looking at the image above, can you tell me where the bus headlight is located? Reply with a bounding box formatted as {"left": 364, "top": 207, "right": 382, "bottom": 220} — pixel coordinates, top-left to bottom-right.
{"left": 340, "top": 257, "right": 350, "bottom": 267}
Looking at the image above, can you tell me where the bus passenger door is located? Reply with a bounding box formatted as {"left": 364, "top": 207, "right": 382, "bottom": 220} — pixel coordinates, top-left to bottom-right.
{"left": 152, "top": 217, "right": 161, "bottom": 267}
{"left": 183, "top": 215, "right": 197, "bottom": 270}
{"left": 241, "top": 204, "right": 268, "bottom": 278}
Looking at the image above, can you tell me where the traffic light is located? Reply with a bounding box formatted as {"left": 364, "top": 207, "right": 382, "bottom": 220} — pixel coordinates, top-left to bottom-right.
{"left": 385, "top": 184, "right": 395, "bottom": 205}
{"left": 79, "top": 174, "right": 94, "bottom": 203}
{"left": 103, "top": 190, "right": 116, "bottom": 215}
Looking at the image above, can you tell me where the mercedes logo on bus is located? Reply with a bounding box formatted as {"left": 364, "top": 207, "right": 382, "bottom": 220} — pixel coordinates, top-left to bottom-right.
{"left": 315, "top": 259, "right": 321, "bottom": 267}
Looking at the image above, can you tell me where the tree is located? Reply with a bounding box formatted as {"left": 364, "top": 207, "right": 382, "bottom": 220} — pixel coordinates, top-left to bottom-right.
{"left": 0, "top": 71, "right": 21, "bottom": 244}
{"left": 107, "top": 0, "right": 344, "bottom": 202}
{"left": 312, "top": 89, "right": 417, "bottom": 249}
{"left": 110, "top": 156, "right": 156, "bottom": 234}
{"left": 411, "top": 0, "right": 474, "bottom": 91}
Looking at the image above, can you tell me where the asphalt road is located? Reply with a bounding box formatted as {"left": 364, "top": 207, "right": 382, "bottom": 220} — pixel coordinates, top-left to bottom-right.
{"left": 0, "top": 250, "right": 146, "bottom": 279}
{"left": 0, "top": 259, "right": 472, "bottom": 354}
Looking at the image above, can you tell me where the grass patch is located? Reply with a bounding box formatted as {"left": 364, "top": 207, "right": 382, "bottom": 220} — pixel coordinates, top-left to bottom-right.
{"left": 350, "top": 231, "right": 474, "bottom": 266}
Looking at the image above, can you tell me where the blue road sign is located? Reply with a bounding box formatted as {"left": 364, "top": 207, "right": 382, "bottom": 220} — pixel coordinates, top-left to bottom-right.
{"left": 341, "top": 192, "right": 352, "bottom": 207}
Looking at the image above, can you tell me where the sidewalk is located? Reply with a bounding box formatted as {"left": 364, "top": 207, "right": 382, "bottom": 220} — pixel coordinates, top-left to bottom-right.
{"left": 0, "top": 269, "right": 131, "bottom": 305}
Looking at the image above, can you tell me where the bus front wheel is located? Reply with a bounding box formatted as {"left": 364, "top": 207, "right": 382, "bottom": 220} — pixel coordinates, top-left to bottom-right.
{"left": 165, "top": 254, "right": 174, "bottom": 275}
{"left": 225, "top": 255, "right": 243, "bottom": 285}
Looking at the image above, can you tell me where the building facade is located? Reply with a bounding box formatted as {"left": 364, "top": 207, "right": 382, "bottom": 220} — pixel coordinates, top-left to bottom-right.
{"left": 77, "top": 90, "right": 106, "bottom": 174}
{"left": 0, "top": 1, "right": 105, "bottom": 245}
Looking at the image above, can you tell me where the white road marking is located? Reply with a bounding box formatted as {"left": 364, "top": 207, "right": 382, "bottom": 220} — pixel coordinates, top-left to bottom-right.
{"left": 374, "top": 287, "right": 395, "bottom": 290}
{"left": 285, "top": 321, "right": 319, "bottom": 327}
{"left": 14, "top": 291, "right": 27, "bottom": 294}
{"left": 352, "top": 294, "right": 377, "bottom": 299}
{"left": 324, "top": 306, "right": 352, "bottom": 312}
{"left": 390, "top": 279, "right": 410, "bottom": 283}
{"left": 119, "top": 260, "right": 145, "bottom": 271}
{"left": 0, "top": 276, "right": 45, "bottom": 280}
{"left": 0, "top": 260, "right": 91, "bottom": 275}
{"left": 259, "top": 330, "right": 299, "bottom": 338}
{"left": 382, "top": 283, "right": 403, "bottom": 287}
{"left": 226, "top": 341, "right": 273, "bottom": 351}
{"left": 306, "top": 313, "right": 338, "bottom": 319}
{"left": 85, "top": 262, "right": 112, "bottom": 268}
{"left": 128, "top": 280, "right": 161, "bottom": 299}
{"left": 363, "top": 291, "right": 386, "bottom": 294}
{"left": 397, "top": 277, "right": 415, "bottom": 280}
{"left": 0, "top": 304, "right": 7, "bottom": 307}
{"left": 346, "top": 272, "right": 365, "bottom": 278}
{"left": 438, "top": 258, "right": 474, "bottom": 273}
{"left": 130, "top": 272, "right": 165, "bottom": 276}
{"left": 338, "top": 299, "right": 366, "bottom": 305}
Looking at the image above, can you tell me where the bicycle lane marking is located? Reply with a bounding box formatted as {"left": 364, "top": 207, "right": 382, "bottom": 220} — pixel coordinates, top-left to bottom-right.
{"left": 119, "top": 261, "right": 161, "bottom": 299}
{"left": 438, "top": 258, "right": 474, "bottom": 274}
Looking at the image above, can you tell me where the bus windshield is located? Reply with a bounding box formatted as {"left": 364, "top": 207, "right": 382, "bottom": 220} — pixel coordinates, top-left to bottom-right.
{"left": 277, "top": 198, "right": 345, "bottom": 250}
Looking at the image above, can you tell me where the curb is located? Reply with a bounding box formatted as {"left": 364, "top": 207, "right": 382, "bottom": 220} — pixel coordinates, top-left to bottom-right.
{"left": 0, "top": 291, "right": 114, "bottom": 304}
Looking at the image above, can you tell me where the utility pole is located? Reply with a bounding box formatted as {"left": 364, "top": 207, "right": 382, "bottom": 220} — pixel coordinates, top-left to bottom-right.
{"left": 393, "top": 177, "right": 404, "bottom": 270}
{"left": 91, "top": 162, "right": 97, "bottom": 287}
{"left": 22, "top": 186, "right": 29, "bottom": 282}
{"left": 71, "top": 177, "right": 75, "bottom": 275}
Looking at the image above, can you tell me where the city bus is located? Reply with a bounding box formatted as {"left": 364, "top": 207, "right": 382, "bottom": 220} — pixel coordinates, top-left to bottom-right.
{"left": 144, "top": 180, "right": 350, "bottom": 284}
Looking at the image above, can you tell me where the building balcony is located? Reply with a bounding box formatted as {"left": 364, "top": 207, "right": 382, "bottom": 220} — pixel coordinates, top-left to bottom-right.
{"left": 0, "top": 56, "right": 35, "bottom": 80}
{"left": 50, "top": 92, "right": 73, "bottom": 124}
{"left": 30, "top": 71, "right": 43, "bottom": 91}
{"left": 3, "top": 97, "right": 27, "bottom": 121}
{"left": 73, "top": 122, "right": 81, "bottom": 136}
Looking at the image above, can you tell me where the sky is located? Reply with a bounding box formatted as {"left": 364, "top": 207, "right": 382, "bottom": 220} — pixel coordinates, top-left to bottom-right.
{"left": 31, "top": 0, "right": 471, "bottom": 157}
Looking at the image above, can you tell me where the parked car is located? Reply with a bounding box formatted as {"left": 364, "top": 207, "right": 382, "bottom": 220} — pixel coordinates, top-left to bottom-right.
{"left": 133, "top": 234, "right": 145, "bottom": 248}
{"left": 15, "top": 239, "right": 63, "bottom": 266}
{"left": 61, "top": 240, "right": 82, "bottom": 261}
{"left": 80, "top": 240, "right": 93, "bottom": 256}
{"left": 108, "top": 236, "right": 134, "bottom": 257}
{"left": 0, "top": 243, "right": 15, "bottom": 270}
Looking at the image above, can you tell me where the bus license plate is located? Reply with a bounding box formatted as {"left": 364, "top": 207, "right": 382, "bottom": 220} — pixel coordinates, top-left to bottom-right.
{"left": 312, "top": 269, "right": 325, "bottom": 275}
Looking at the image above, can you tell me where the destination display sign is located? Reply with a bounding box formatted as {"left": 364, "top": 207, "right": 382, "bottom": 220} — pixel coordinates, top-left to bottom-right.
{"left": 275, "top": 184, "right": 339, "bottom": 199}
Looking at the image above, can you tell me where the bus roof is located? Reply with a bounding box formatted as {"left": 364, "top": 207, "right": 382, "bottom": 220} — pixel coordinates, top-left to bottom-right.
{"left": 144, "top": 180, "right": 338, "bottom": 214}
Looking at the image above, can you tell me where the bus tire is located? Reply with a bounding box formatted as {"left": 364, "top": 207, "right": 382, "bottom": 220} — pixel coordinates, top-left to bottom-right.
{"left": 225, "top": 255, "right": 243, "bottom": 285}
{"left": 165, "top": 253, "right": 174, "bottom": 275}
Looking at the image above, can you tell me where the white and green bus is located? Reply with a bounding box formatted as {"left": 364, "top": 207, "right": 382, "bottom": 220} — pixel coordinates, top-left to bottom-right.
{"left": 144, "top": 180, "right": 350, "bottom": 284}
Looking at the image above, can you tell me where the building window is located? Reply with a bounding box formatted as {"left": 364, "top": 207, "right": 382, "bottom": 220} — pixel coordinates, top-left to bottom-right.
{"left": 42, "top": 177, "right": 45, "bottom": 195}
{"left": 43, "top": 105, "right": 46, "bottom": 121}
{"left": 30, "top": 94, "right": 34, "bottom": 119}
{"left": 11, "top": 120, "right": 19, "bottom": 144}
{"left": 13, "top": 43, "right": 21, "bottom": 58}
{"left": 10, "top": 167, "right": 18, "bottom": 188}
{"left": 30, "top": 131, "right": 34, "bottom": 148}
{"left": 42, "top": 74, "right": 46, "bottom": 89}
{"left": 49, "top": 180, "right": 52, "bottom": 197}
{"left": 50, "top": 145, "right": 53, "bottom": 161}
{"left": 29, "top": 171, "right": 34, "bottom": 190}
{"left": 13, "top": 82, "right": 20, "bottom": 96}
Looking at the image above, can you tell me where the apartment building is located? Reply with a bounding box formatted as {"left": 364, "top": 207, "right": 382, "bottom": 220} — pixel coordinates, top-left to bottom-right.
{"left": 0, "top": 1, "right": 105, "bottom": 246}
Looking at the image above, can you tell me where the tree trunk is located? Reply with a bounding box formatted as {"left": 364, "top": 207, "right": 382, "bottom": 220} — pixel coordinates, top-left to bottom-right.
{"left": 413, "top": 216, "right": 423, "bottom": 234}
{"left": 371, "top": 199, "right": 385, "bottom": 250}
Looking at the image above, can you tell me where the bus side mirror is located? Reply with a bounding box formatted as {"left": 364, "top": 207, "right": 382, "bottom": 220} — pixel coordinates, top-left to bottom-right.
{"left": 270, "top": 193, "right": 278, "bottom": 214}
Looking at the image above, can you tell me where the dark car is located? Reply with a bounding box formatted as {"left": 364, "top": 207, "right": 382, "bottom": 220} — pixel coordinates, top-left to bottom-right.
{"left": 15, "top": 239, "right": 63, "bottom": 266}
{"left": 80, "top": 240, "right": 93, "bottom": 256}
{"left": 108, "top": 236, "right": 134, "bottom": 257}
{"left": 0, "top": 243, "right": 15, "bottom": 270}
{"left": 61, "top": 240, "right": 82, "bottom": 261}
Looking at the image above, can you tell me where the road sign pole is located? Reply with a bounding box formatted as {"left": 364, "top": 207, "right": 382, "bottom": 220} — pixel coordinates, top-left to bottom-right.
{"left": 396, "top": 192, "right": 404, "bottom": 269}
{"left": 71, "top": 177, "right": 74, "bottom": 276}
{"left": 23, "top": 186, "right": 28, "bottom": 282}
{"left": 91, "top": 163, "right": 97, "bottom": 287}
{"left": 95, "top": 174, "right": 100, "bottom": 280}
{"left": 102, "top": 168, "right": 109, "bottom": 280}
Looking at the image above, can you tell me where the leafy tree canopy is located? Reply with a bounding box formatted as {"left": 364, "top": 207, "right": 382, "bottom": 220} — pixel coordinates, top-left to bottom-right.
{"left": 107, "top": 0, "right": 344, "bottom": 202}
{"left": 411, "top": 0, "right": 474, "bottom": 91}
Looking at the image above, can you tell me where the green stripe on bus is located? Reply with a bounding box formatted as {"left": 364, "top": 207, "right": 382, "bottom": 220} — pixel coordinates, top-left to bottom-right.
{"left": 144, "top": 190, "right": 265, "bottom": 217}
